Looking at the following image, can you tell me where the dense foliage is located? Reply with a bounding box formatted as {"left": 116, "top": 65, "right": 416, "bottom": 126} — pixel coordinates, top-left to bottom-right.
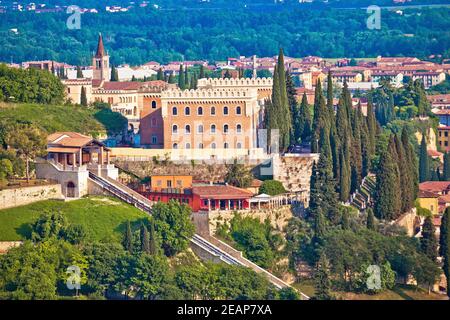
{"left": 0, "top": 64, "right": 64, "bottom": 104}
{"left": 1, "top": 7, "right": 449, "bottom": 65}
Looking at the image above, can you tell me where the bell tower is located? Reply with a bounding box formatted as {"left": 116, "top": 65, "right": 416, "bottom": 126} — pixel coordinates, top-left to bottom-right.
{"left": 92, "top": 33, "right": 110, "bottom": 81}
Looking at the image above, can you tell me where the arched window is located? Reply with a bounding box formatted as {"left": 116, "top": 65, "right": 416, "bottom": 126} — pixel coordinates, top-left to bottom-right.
{"left": 185, "top": 106, "right": 190, "bottom": 115}
{"left": 223, "top": 124, "right": 229, "bottom": 133}
{"left": 172, "top": 125, "right": 178, "bottom": 134}
{"left": 224, "top": 143, "right": 229, "bottom": 149}
{"left": 236, "top": 106, "right": 241, "bottom": 115}
{"left": 152, "top": 101, "right": 157, "bottom": 109}
{"left": 185, "top": 125, "right": 191, "bottom": 134}
{"left": 66, "top": 181, "right": 76, "bottom": 198}
{"left": 236, "top": 124, "right": 242, "bottom": 133}
{"left": 173, "top": 143, "right": 178, "bottom": 149}
{"left": 172, "top": 106, "right": 178, "bottom": 115}
{"left": 211, "top": 106, "right": 216, "bottom": 115}
{"left": 198, "top": 106, "right": 203, "bottom": 115}
{"left": 223, "top": 106, "right": 229, "bottom": 115}
{"left": 237, "top": 142, "right": 242, "bottom": 149}
{"left": 185, "top": 143, "right": 191, "bottom": 149}
{"left": 211, "top": 124, "right": 216, "bottom": 134}
{"left": 198, "top": 143, "right": 204, "bottom": 149}
{"left": 198, "top": 124, "right": 204, "bottom": 133}
{"left": 211, "top": 142, "right": 217, "bottom": 149}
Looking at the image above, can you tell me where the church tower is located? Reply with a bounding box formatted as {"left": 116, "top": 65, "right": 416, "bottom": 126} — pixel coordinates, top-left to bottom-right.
{"left": 92, "top": 33, "right": 110, "bottom": 82}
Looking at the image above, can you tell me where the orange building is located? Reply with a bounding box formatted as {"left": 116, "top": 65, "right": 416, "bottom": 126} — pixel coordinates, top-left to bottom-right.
{"left": 160, "top": 88, "right": 261, "bottom": 150}
{"left": 150, "top": 175, "right": 193, "bottom": 190}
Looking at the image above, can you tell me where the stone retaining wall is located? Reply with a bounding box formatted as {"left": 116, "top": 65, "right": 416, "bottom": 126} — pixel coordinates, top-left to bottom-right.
{"left": 0, "top": 184, "right": 62, "bottom": 210}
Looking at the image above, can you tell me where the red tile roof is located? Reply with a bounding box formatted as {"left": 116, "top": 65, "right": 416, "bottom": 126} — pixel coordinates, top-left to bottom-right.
{"left": 419, "top": 181, "right": 450, "bottom": 194}
{"left": 193, "top": 185, "right": 253, "bottom": 200}
{"left": 418, "top": 190, "right": 440, "bottom": 198}
{"left": 427, "top": 149, "right": 443, "bottom": 157}
{"left": 95, "top": 33, "right": 107, "bottom": 58}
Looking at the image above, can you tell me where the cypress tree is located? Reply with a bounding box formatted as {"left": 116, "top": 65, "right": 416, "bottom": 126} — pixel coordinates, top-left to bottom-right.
{"left": 178, "top": 65, "right": 185, "bottom": 89}
{"left": 123, "top": 221, "right": 133, "bottom": 253}
{"left": 402, "top": 127, "right": 419, "bottom": 202}
{"left": 110, "top": 65, "right": 118, "bottom": 81}
{"left": 131, "top": 75, "right": 137, "bottom": 82}
{"left": 440, "top": 208, "right": 450, "bottom": 297}
{"left": 366, "top": 208, "right": 375, "bottom": 230}
{"left": 312, "top": 79, "right": 328, "bottom": 153}
{"left": 374, "top": 135, "right": 401, "bottom": 220}
{"left": 350, "top": 106, "right": 362, "bottom": 193}
{"left": 157, "top": 68, "right": 164, "bottom": 81}
{"left": 338, "top": 144, "right": 351, "bottom": 202}
{"left": 444, "top": 153, "right": 450, "bottom": 180}
{"left": 168, "top": 73, "right": 175, "bottom": 84}
{"left": 314, "top": 253, "right": 333, "bottom": 300}
{"left": 141, "top": 224, "right": 150, "bottom": 254}
{"left": 326, "top": 71, "right": 334, "bottom": 119}
{"left": 298, "top": 93, "right": 312, "bottom": 143}
{"left": 419, "top": 134, "right": 430, "bottom": 182}
{"left": 276, "top": 48, "right": 292, "bottom": 151}
{"left": 184, "top": 67, "right": 189, "bottom": 88}
{"left": 80, "top": 86, "right": 88, "bottom": 106}
{"left": 366, "top": 100, "right": 378, "bottom": 156}
{"left": 286, "top": 70, "right": 298, "bottom": 143}
{"left": 76, "top": 66, "right": 83, "bottom": 78}
{"left": 148, "top": 222, "right": 158, "bottom": 255}
{"left": 421, "top": 216, "right": 438, "bottom": 262}
{"left": 394, "top": 134, "right": 410, "bottom": 213}
{"left": 341, "top": 208, "right": 350, "bottom": 230}
{"left": 199, "top": 65, "right": 205, "bottom": 79}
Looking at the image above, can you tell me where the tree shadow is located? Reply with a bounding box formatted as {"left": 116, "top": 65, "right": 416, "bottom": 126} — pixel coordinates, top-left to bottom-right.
{"left": 392, "top": 285, "right": 414, "bottom": 300}
{"left": 15, "top": 222, "right": 32, "bottom": 240}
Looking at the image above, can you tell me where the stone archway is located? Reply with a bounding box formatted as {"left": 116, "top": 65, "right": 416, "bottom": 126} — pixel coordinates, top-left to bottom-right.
{"left": 66, "top": 181, "right": 76, "bottom": 198}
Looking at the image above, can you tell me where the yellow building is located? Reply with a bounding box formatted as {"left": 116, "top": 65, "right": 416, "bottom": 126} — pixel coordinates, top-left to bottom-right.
{"left": 418, "top": 190, "right": 440, "bottom": 216}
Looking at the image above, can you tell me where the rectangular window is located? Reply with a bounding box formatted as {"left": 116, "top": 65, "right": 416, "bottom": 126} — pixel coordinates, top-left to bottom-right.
{"left": 167, "top": 180, "right": 172, "bottom": 188}
{"left": 152, "top": 135, "right": 157, "bottom": 144}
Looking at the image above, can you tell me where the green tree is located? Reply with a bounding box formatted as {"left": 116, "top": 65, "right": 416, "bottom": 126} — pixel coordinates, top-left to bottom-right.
{"left": 314, "top": 253, "right": 333, "bottom": 300}
{"left": 224, "top": 159, "right": 253, "bottom": 188}
{"left": 178, "top": 65, "right": 185, "bottom": 89}
{"left": 366, "top": 208, "right": 376, "bottom": 231}
{"left": 76, "top": 66, "right": 83, "bottom": 78}
{"left": 296, "top": 93, "right": 312, "bottom": 143}
{"left": 443, "top": 153, "right": 450, "bottom": 180}
{"left": 110, "top": 65, "right": 119, "bottom": 82}
{"left": 259, "top": 180, "right": 286, "bottom": 196}
{"left": 141, "top": 224, "right": 150, "bottom": 254}
{"left": 5, "top": 124, "right": 47, "bottom": 182}
{"left": 440, "top": 208, "right": 450, "bottom": 297}
{"left": 130, "top": 254, "right": 170, "bottom": 300}
{"left": 157, "top": 68, "right": 164, "bottom": 81}
{"left": 123, "top": 221, "right": 133, "bottom": 253}
{"left": 419, "top": 134, "right": 430, "bottom": 183}
{"left": 0, "top": 158, "right": 13, "bottom": 183}
{"left": 421, "top": 216, "right": 438, "bottom": 262}
{"left": 374, "top": 136, "right": 401, "bottom": 220}
{"left": 152, "top": 200, "right": 195, "bottom": 256}
{"left": 80, "top": 86, "right": 88, "bottom": 106}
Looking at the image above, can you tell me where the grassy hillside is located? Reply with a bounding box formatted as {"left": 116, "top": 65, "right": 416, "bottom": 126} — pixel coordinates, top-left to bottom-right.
{"left": 0, "top": 196, "right": 150, "bottom": 242}
{"left": 0, "top": 102, "right": 127, "bottom": 137}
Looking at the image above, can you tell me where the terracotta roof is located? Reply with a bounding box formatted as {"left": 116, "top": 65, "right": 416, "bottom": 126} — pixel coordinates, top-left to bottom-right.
{"left": 438, "top": 194, "right": 450, "bottom": 204}
{"left": 427, "top": 149, "right": 443, "bottom": 157}
{"left": 433, "top": 109, "right": 450, "bottom": 115}
{"left": 250, "top": 179, "right": 263, "bottom": 188}
{"left": 419, "top": 181, "right": 450, "bottom": 194}
{"left": 47, "top": 132, "right": 90, "bottom": 143}
{"left": 418, "top": 190, "right": 440, "bottom": 198}
{"left": 192, "top": 185, "right": 253, "bottom": 199}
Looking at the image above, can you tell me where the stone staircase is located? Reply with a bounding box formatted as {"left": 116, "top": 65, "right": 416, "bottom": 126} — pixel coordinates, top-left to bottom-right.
{"left": 348, "top": 174, "right": 376, "bottom": 212}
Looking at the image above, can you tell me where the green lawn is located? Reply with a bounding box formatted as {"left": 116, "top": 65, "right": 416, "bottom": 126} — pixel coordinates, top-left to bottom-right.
{"left": 0, "top": 103, "right": 127, "bottom": 137}
{"left": 0, "top": 196, "right": 150, "bottom": 242}
{"left": 293, "top": 280, "right": 447, "bottom": 300}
